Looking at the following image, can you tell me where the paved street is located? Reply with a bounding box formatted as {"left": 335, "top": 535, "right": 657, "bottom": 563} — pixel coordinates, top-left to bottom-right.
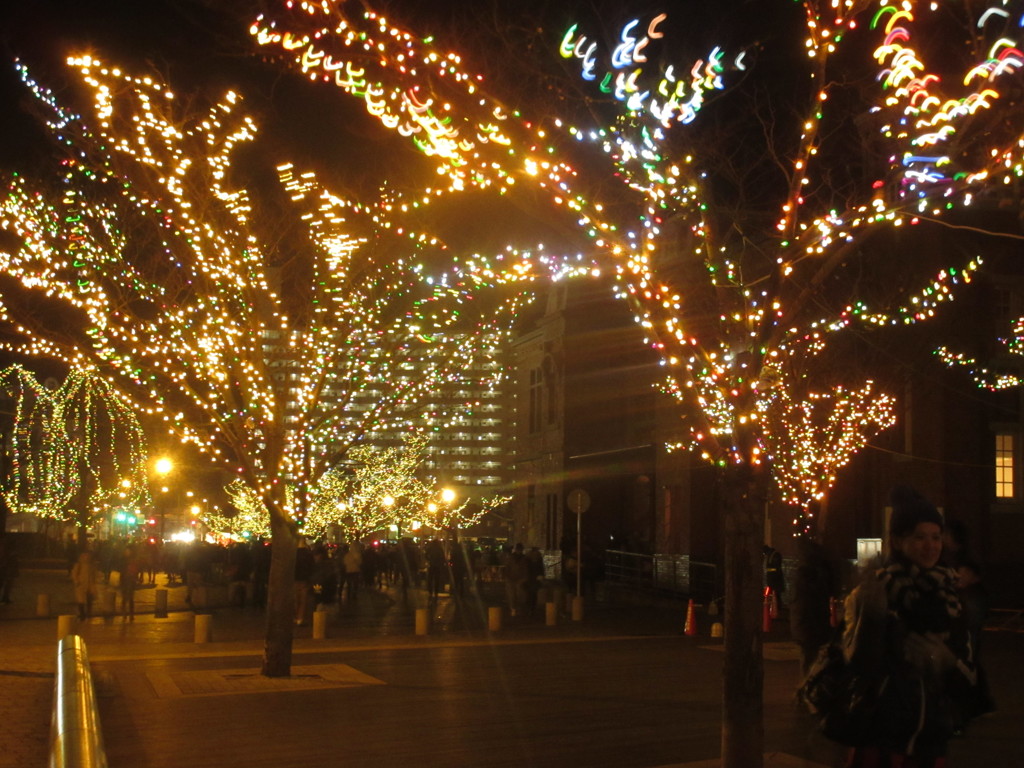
{"left": 1, "top": 566, "right": 1021, "bottom": 767}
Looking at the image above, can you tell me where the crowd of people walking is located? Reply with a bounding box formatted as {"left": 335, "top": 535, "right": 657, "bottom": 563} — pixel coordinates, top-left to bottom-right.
{"left": 48, "top": 535, "right": 567, "bottom": 624}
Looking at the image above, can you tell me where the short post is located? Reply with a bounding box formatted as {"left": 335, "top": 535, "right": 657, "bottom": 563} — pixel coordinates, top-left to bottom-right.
{"left": 571, "top": 595, "right": 584, "bottom": 622}
{"left": 57, "top": 614, "right": 77, "bottom": 640}
{"left": 36, "top": 593, "right": 51, "bottom": 618}
{"left": 312, "top": 607, "right": 328, "bottom": 639}
{"left": 487, "top": 605, "right": 502, "bottom": 632}
{"left": 194, "top": 613, "right": 212, "bottom": 644}
{"left": 545, "top": 601, "right": 557, "bottom": 627}
{"left": 415, "top": 607, "right": 429, "bottom": 636}
{"left": 154, "top": 588, "right": 168, "bottom": 618}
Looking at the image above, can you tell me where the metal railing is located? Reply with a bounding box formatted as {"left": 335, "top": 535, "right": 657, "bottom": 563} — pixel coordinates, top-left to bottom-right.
{"left": 50, "top": 634, "right": 107, "bottom": 768}
{"left": 603, "top": 550, "right": 719, "bottom": 604}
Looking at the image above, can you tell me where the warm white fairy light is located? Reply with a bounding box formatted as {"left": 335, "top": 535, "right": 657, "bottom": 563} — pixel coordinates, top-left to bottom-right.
{"left": 254, "top": 0, "right": 1024, "bottom": 527}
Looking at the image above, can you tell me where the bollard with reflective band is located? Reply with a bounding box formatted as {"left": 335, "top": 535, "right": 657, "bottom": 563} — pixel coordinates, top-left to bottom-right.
{"left": 154, "top": 589, "right": 168, "bottom": 618}
{"left": 194, "top": 613, "right": 212, "bottom": 643}
{"left": 415, "top": 607, "right": 428, "bottom": 636}
{"left": 487, "top": 605, "right": 502, "bottom": 631}
{"left": 37, "top": 593, "right": 50, "bottom": 618}
{"left": 711, "top": 622, "right": 724, "bottom": 638}
{"left": 313, "top": 608, "right": 327, "bottom": 639}
{"left": 545, "top": 601, "right": 557, "bottom": 627}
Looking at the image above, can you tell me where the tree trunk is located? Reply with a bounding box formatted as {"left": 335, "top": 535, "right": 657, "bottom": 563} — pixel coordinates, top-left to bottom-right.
{"left": 261, "top": 510, "right": 298, "bottom": 677}
{"left": 720, "top": 463, "right": 766, "bottom": 768}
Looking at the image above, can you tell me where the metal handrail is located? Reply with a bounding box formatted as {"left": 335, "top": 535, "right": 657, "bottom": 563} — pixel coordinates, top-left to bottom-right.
{"left": 50, "top": 634, "right": 108, "bottom": 768}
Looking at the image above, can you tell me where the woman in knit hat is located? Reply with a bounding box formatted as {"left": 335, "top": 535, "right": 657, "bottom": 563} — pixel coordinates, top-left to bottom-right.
{"left": 836, "top": 486, "right": 978, "bottom": 767}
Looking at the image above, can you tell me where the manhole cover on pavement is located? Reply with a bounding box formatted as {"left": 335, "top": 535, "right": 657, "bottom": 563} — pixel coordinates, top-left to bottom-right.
{"left": 147, "top": 664, "right": 385, "bottom": 697}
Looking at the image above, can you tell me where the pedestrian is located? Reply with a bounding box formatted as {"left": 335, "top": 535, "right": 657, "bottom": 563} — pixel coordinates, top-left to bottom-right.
{"left": 943, "top": 519, "right": 995, "bottom": 717}
{"left": 449, "top": 540, "right": 468, "bottom": 597}
{"left": 341, "top": 541, "right": 362, "bottom": 603}
{"left": 839, "top": 485, "right": 977, "bottom": 767}
{"left": 119, "top": 544, "right": 140, "bottom": 620}
{"left": 524, "top": 547, "right": 544, "bottom": 615}
{"left": 0, "top": 537, "right": 19, "bottom": 604}
{"left": 789, "top": 536, "right": 839, "bottom": 676}
{"left": 763, "top": 544, "right": 785, "bottom": 609}
{"left": 71, "top": 549, "right": 100, "bottom": 620}
{"left": 425, "top": 539, "right": 446, "bottom": 598}
{"left": 503, "top": 543, "right": 528, "bottom": 617}
{"left": 184, "top": 541, "right": 207, "bottom": 609}
{"left": 294, "top": 537, "right": 314, "bottom": 624}
{"left": 226, "top": 541, "right": 253, "bottom": 608}
{"left": 310, "top": 544, "right": 334, "bottom": 609}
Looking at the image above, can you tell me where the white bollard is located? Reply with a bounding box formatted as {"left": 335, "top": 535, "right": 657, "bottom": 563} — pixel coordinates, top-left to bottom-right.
{"left": 57, "top": 614, "right": 77, "bottom": 640}
{"left": 572, "top": 595, "right": 584, "bottom": 622}
{"left": 487, "top": 605, "right": 502, "bottom": 632}
{"left": 415, "top": 607, "right": 429, "bottom": 636}
{"left": 194, "top": 613, "right": 212, "bottom": 644}
{"left": 545, "top": 601, "right": 557, "bottom": 627}
{"left": 36, "top": 593, "right": 50, "bottom": 618}
{"left": 313, "top": 608, "right": 328, "bottom": 639}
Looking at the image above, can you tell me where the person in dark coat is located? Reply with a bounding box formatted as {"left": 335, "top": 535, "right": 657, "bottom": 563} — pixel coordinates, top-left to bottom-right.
{"left": 840, "top": 486, "right": 977, "bottom": 767}
{"left": 789, "top": 536, "right": 838, "bottom": 675}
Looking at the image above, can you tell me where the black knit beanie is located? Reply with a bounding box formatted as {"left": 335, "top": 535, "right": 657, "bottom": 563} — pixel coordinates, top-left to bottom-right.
{"left": 889, "top": 485, "right": 943, "bottom": 537}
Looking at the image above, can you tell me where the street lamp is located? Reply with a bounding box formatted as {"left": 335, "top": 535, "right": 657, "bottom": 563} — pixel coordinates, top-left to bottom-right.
{"left": 154, "top": 457, "right": 173, "bottom": 541}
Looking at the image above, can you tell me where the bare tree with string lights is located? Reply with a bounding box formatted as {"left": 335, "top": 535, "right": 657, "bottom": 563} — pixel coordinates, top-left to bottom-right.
{"left": 0, "top": 365, "right": 150, "bottom": 544}
{"left": 252, "top": 0, "right": 1024, "bottom": 761}
{"left": 212, "top": 434, "right": 509, "bottom": 542}
{"left": 0, "top": 56, "right": 544, "bottom": 676}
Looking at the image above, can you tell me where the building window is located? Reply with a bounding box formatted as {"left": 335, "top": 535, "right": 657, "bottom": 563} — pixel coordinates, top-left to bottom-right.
{"left": 995, "top": 433, "right": 1015, "bottom": 499}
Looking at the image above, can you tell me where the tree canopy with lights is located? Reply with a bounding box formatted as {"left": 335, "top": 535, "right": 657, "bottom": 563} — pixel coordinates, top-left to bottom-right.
{"left": 251, "top": 0, "right": 1024, "bottom": 524}
{"left": 249, "top": 0, "right": 1024, "bottom": 762}
{"left": 0, "top": 54, "right": 540, "bottom": 673}
{"left": 212, "top": 434, "right": 510, "bottom": 542}
{"left": 0, "top": 365, "right": 150, "bottom": 532}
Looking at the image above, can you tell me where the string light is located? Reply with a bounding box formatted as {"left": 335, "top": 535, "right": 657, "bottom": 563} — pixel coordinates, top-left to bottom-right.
{"left": 0, "top": 55, "right": 545, "bottom": 528}
{"left": 253, "top": 1, "right": 1024, "bottom": 530}
{"left": 0, "top": 365, "right": 150, "bottom": 526}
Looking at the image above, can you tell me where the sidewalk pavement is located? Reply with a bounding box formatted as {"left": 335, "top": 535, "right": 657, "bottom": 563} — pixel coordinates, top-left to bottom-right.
{"left": 2, "top": 566, "right": 1021, "bottom": 768}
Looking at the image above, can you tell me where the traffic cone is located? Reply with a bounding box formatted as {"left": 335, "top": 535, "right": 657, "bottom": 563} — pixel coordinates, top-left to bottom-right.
{"left": 762, "top": 594, "right": 772, "bottom": 633}
{"left": 684, "top": 598, "right": 697, "bottom": 636}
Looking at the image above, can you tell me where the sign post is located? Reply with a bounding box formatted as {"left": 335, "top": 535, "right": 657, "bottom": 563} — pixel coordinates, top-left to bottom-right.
{"left": 566, "top": 488, "right": 590, "bottom": 620}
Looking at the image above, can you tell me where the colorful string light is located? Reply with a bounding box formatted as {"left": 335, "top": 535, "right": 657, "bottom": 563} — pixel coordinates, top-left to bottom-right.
{"left": 0, "top": 56, "right": 542, "bottom": 530}
{"left": 252, "top": 1, "right": 1024, "bottom": 527}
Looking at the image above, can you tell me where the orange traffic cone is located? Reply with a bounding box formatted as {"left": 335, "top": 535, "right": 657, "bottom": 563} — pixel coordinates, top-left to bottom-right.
{"left": 684, "top": 599, "right": 697, "bottom": 636}
{"left": 762, "top": 594, "right": 772, "bottom": 633}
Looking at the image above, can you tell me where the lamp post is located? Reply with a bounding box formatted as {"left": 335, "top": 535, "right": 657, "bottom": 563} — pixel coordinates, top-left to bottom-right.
{"left": 154, "top": 457, "right": 173, "bottom": 541}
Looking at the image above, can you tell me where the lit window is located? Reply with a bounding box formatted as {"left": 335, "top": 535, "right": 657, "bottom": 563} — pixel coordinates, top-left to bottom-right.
{"left": 996, "top": 433, "right": 1015, "bottom": 498}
